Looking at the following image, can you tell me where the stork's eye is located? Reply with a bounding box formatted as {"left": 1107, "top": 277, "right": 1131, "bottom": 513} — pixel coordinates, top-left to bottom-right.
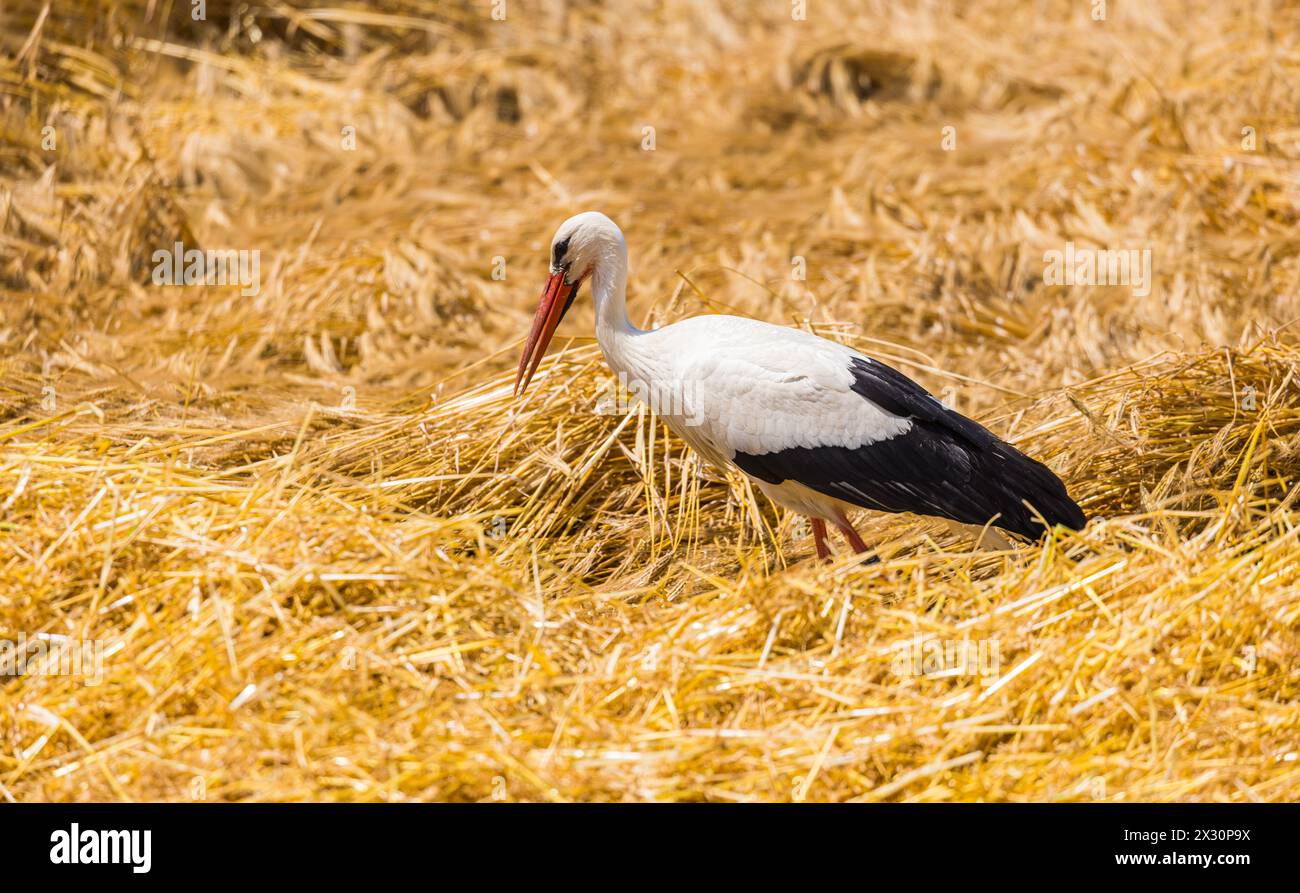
{"left": 552, "top": 237, "right": 571, "bottom": 267}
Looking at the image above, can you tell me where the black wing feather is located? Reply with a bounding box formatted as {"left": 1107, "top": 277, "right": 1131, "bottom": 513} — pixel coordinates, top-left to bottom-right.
{"left": 733, "top": 357, "right": 1085, "bottom": 540}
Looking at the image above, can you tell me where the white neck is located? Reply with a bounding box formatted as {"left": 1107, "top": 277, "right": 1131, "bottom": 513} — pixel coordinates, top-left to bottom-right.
{"left": 591, "top": 237, "right": 642, "bottom": 371}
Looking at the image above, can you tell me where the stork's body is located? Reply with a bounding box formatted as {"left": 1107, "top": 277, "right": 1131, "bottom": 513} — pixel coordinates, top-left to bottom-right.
{"left": 515, "top": 212, "right": 1086, "bottom": 557}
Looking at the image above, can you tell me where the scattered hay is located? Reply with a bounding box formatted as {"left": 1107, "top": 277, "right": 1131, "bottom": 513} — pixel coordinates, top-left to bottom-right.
{"left": 1, "top": 0, "right": 1298, "bottom": 801}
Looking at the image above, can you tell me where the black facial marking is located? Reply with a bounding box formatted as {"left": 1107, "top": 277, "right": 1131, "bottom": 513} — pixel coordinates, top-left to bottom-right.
{"left": 552, "top": 237, "right": 571, "bottom": 268}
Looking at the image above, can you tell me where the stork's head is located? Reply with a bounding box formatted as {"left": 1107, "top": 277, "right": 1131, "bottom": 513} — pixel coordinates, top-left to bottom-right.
{"left": 514, "top": 211, "right": 625, "bottom": 396}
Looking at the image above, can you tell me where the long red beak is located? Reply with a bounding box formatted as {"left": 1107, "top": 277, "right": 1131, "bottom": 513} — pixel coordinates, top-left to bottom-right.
{"left": 514, "top": 270, "right": 577, "bottom": 397}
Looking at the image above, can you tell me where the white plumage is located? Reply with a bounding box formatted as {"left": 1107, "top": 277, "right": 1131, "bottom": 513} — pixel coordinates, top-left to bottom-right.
{"left": 622, "top": 316, "right": 913, "bottom": 455}
{"left": 514, "top": 211, "right": 1085, "bottom": 558}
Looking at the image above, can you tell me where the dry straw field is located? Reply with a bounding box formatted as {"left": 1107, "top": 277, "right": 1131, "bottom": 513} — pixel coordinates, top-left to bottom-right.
{"left": 2, "top": 0, "right": 1299, "bottom": 802}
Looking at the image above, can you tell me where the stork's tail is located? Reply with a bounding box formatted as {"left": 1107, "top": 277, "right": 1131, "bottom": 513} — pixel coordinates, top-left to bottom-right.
{"left": 979, "top": 441, "right": 1086, "bottom": 541}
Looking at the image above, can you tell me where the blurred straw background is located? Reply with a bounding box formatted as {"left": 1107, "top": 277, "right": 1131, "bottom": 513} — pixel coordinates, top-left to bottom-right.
{"left": 1, "top": 0, "right": 1298, "bottom": 801}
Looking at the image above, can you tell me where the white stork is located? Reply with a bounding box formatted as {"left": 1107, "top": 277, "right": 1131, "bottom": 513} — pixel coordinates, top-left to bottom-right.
{"left": 514, "top": 211, "right": 1086, "bottom": 559}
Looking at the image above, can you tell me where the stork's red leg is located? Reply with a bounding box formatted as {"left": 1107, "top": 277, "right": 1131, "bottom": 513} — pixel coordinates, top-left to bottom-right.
{"left": 834, "top": 514, "right": 871, "bottom": 555}
{"left": 811, "top": 517, "right": 830, "bottom": 561}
